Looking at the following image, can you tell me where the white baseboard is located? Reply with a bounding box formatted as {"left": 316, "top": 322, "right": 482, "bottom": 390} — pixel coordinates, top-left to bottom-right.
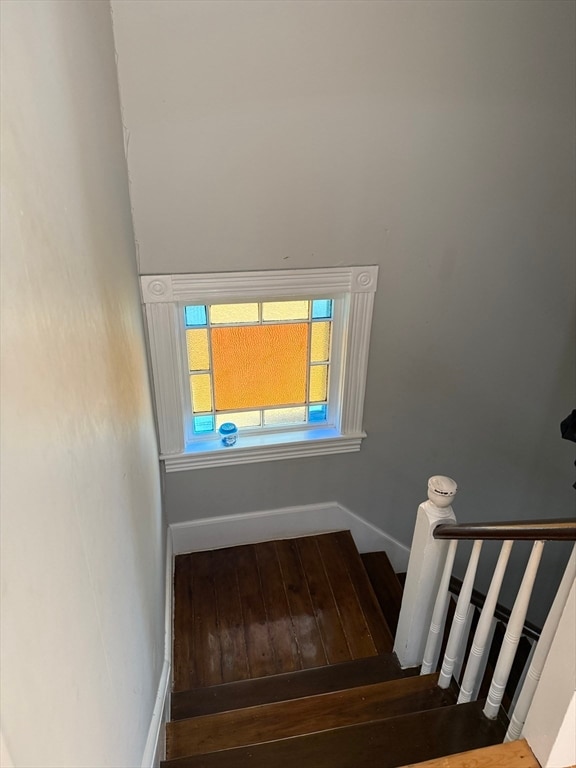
{"left": 140, "top": 660, "right": 170, "bottom": 768}
{"left": 141, "top": 531, "right": 173, "bottom": 768}
{"left": 169, "top": 502, "right": 410, "bottom": 572}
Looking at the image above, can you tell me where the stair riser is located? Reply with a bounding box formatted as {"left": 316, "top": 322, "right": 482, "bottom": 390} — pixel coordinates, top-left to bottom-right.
{"left": 171, "top": 653, "right": 417, "bottom": 720}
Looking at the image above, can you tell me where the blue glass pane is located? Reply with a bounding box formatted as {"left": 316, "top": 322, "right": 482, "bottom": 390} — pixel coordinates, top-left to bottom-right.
{"left": 308, "top": 404, "right": 327, "bottom": 422}
{"left": 185, "top": 305, "right": 207, "bottom": 327}
{"left": 312, "top": 300, "right": 332, "bottom": 319}
{"left": 193, "top": 415, "right": 215, "bottom": 433}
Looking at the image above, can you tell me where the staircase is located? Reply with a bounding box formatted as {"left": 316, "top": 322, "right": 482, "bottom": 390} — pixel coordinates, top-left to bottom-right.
{"left": 161, "top": 530, "right": 535, "bottom": 768}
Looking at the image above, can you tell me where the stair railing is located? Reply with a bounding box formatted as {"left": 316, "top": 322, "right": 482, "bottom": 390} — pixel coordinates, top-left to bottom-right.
{"left": 393, "top": 476, "right": 576, "bottom": 745}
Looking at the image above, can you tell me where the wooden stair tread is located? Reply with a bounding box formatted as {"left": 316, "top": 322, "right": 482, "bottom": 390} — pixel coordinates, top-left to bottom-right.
{"left": 161, "top": 700, "right": 507, "bottom": 768}
{"left": 329, "top": 531, "right": 395, "bottom": 653}
{"left": 166, "top": 673, "right": 453, "bottom": 759}
{"left": 173, "top": 531, "right": 394, "bottom": 691}
{"left": 171, "top": 652, "right": 417, "bottom": 720}
{"left": 361, "top": 551, "right": 404, "bottom": 633}
{"left": 398, "top": 737, "right": 540, "bottom": 767}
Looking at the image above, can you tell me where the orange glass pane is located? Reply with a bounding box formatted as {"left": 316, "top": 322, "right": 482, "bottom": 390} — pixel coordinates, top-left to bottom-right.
{"left": 212, "top": 323, "right": 308, "bottom": 410}
{"left": 309, "top": 365, "right": 328, "bottom": 402}
{"left": 186, "top": 329, "right": 209, "bottom": 371}
{"left": 190, "top": 374, "right": 212, "bottom": 413}
{"left": 310, "top": 322, "right": 330, "bottom": 363}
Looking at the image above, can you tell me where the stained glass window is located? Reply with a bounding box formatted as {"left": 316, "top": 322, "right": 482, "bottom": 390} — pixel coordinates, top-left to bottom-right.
{"left": 190, "top": 374, "right": 212, "bottom": 413}
{"left": 262, "top": 301, "right": 309, "bottom": 321}
{"left": 309, "top": 365, "right": 328, "bottom": 402}
{"left": 215, "top": 411, "right": 262, "bottom": 429}
{"left": 264, "top": 407, "right": 307, "bottom": 425}
{"left": 186, "top": 329, "right": 209, "bottom": 371}
{"left": 309, "top": 404, "right": 328, "bottom": 422}
{"left": 184, "top": 299, "right": 333, "bottom": 436}
{"left": 210, "top": 303, "right": 259, "bottom": 324}
{"left": 185, "top": 305, "right": 207, "bottom": 327}
{"left": 193, "top": 415, "right": 215, "bottom": 433}
{"left": 310, "top": 322, "right": 330, "bottom": 363}
{"left": 312, "top": 299, "right": 332, "bottom": 319}
{"left": 212, "top": 324, "right": 308, "bottom": 410}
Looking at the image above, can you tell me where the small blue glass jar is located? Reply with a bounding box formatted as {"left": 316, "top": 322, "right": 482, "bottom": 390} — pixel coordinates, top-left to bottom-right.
{"left": 219, "top": 422, "right": 238, "bottom": 447}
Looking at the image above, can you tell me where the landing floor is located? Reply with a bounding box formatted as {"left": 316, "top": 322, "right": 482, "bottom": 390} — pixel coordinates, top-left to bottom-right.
{"left": 173, "top": 530, "right": 393, "bottom": 691}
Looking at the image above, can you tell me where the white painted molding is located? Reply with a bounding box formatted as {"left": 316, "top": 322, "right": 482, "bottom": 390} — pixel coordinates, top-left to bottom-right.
{"left": 142, "top": 266, "right": 378, "bottom": 466}
{"left": 350, "top": 266, "right": 378, "bottom": 293}
{"left": 145, "top": 303, "right": 185, "bottom": 455}
{"left": 340, "top": 291, "right": 375, "bottom": 435}
{"left": 141, "top": 532, "right": 173, "bottom": 768}
{"left": 141, "top": 266, "right": 378, "bottom": 304}
{"left": 163, "top": 432, "right": 364, "bottom": 471}
{"left": 169, "top": 501, "right": 410, "bottom": 572}
{"left": 141, "top": 275, "right": 174, "bottom": 303}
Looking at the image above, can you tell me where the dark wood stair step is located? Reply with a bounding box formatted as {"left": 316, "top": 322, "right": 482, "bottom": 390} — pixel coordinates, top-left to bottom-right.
{"left": 361, "top": 551, "right": 404, "bottom": 634}
{"left": 173, "top": 531, "right": 394, "bottom": 692}
{"left": 166, "top": 673, "right": 453, "bottom": 760}
{"left": 171, "top": 652, "right": 418, "bottom": 720}
{"left": 329, "top": 531, "right": 395, "bottom": 653}
{"left": 161, "top": 699, "right": 507, "bottom": 768}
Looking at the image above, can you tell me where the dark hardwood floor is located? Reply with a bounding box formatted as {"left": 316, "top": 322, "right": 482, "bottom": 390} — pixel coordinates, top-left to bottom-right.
{"left": 172, "top": 530, "right": 393, "bottom": 691}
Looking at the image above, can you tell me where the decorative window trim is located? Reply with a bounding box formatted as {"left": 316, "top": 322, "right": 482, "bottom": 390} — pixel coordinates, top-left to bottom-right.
{"left": 141, "top": 266, "right": 378, "bottom": 471}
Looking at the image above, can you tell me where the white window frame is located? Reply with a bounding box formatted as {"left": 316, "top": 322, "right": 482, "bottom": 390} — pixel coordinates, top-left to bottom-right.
{"left": 141, "top": 266, "right": 378, "bottom": 471}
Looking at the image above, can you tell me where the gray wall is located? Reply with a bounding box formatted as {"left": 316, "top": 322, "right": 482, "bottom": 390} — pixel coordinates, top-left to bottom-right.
{"left": 0, "top": 2, "right": 164, "bottom": 765}
{"left": 112, "top": 1, "right": 575, "bottom": 621}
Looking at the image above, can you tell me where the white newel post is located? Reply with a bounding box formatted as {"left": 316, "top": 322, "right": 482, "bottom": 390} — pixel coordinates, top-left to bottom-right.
{"left": 393, "top": 476, "right": 458, "bottom": 669}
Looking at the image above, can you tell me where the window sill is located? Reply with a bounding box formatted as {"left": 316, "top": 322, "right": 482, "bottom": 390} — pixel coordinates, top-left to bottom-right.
{"left": 162, "top": 428, "right": 366, "bottom": 471}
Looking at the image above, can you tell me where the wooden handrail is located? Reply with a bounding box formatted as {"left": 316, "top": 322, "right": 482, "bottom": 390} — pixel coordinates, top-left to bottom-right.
{"left": 434, "top": 518, "right": 576, "bottom": 542}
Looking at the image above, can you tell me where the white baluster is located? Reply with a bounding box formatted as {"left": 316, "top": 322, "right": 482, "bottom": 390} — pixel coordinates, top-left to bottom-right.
{"left": 471, "top": 617, "right": 498, "bottom": 702}
{"left": 421, "top": 539, "right": 458, "bottom": 675}
{"left": 484, "top": 540, "right": 545, "bottom": 720}
{"left": 505, "top": 543, "right": 576, "bottom": 740}
{"left": 458, "top": 540, "right": 514, "bottom": 703}
{"left": 453, "top": 603, "right": 475, "bottom": 683}
{"left": 510, "top": 638, "right": 536, "bottom": 711}
{"left": 438, "top": 539, "right": 483, "bottom": 689}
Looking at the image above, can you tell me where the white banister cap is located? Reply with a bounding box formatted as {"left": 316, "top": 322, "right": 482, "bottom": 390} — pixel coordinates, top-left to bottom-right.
{"left": 427, "top": 476, "right": 458, "bottom": 507}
